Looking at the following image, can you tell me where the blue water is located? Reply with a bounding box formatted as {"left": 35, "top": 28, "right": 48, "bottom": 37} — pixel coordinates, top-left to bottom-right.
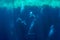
{"left": 0, "top": 6, "right": 60, "bottom": 40}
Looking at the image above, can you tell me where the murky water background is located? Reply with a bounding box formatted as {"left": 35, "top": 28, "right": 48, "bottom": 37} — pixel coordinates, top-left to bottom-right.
{"left": 0, "top": 5, "right": 60, "bottom": 40}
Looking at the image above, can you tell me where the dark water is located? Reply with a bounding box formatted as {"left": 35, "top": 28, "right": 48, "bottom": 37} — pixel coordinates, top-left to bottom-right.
{"left": 0, "top": 6, "right": 60, "bottom": 40}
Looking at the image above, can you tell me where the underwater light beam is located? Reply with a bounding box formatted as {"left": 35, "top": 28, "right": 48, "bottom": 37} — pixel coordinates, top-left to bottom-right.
{"left": 48, "top": 25, "right": 54, "bottom": 37}
{"left": 20, "top": 0, "right": 25, "bottom": 13}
